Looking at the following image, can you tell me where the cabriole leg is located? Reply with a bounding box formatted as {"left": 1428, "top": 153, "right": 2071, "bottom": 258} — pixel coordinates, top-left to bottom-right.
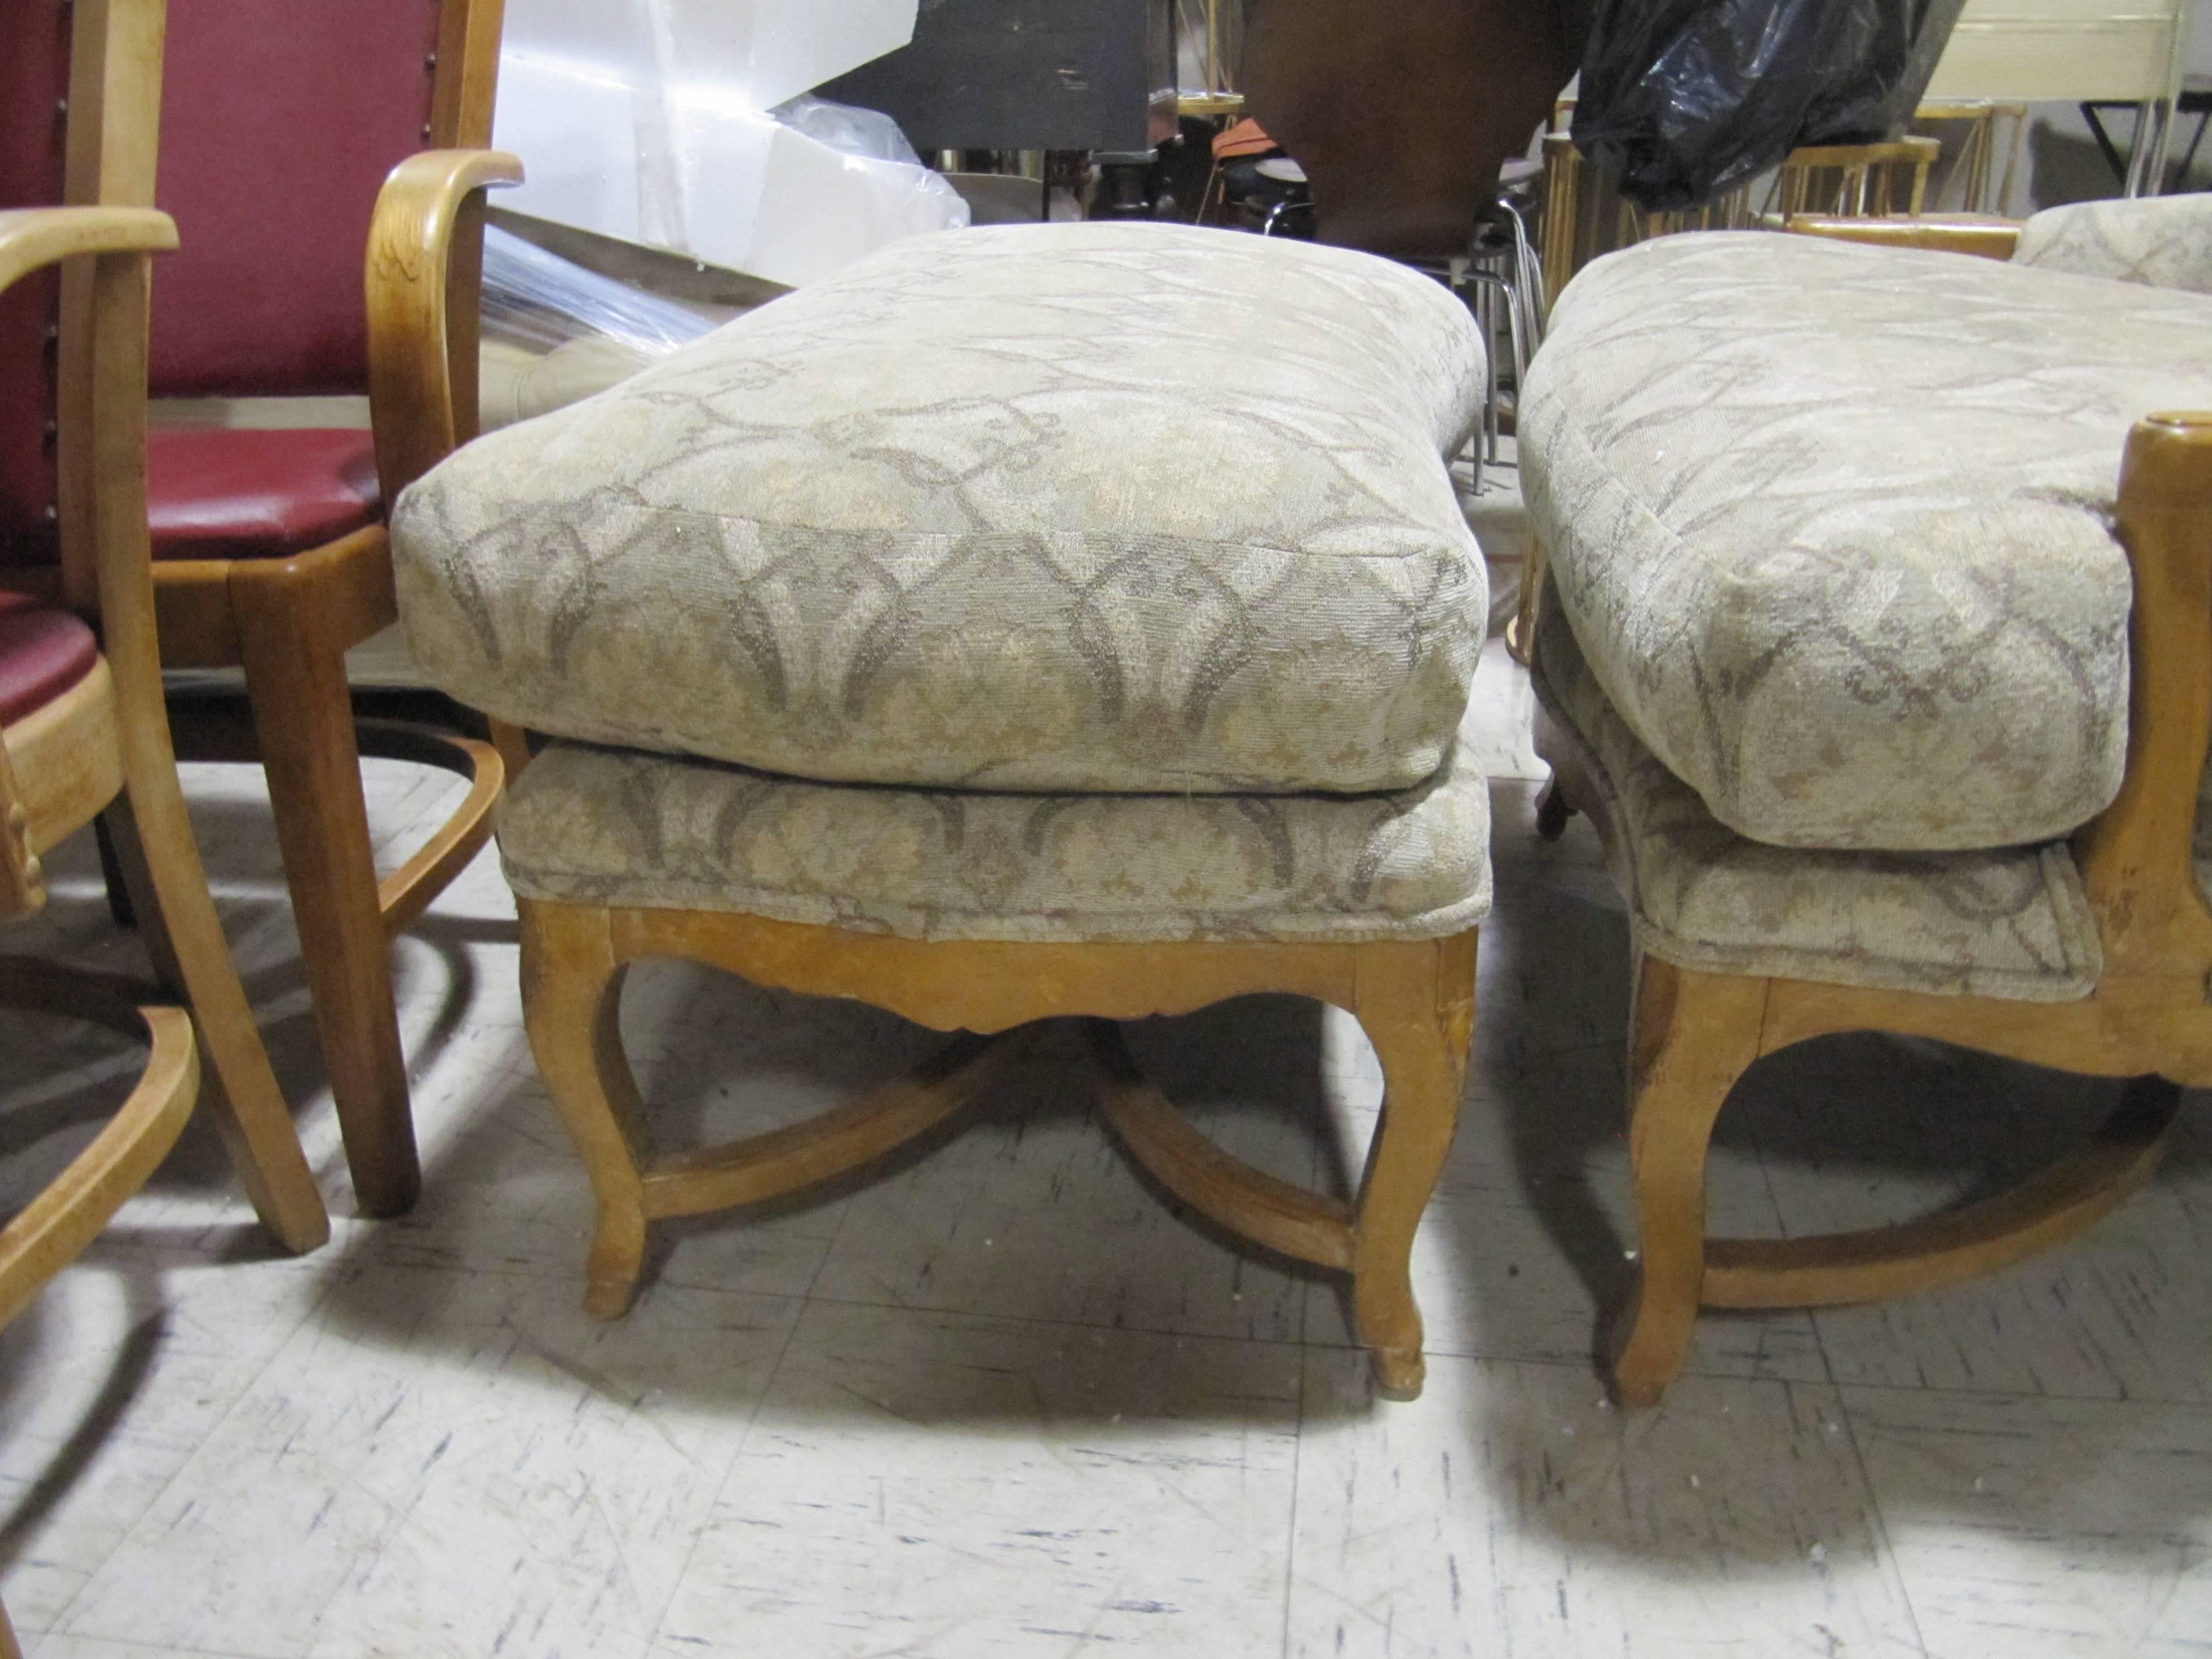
{"left": 1609, "top": 956, "right": 1764, "bottom": 1407}
{"left": 520, "top": 900, "right": 651, "bottom": 1317}
{"left": 1349, "top": 931, "right": 1478, "bottom": 1400}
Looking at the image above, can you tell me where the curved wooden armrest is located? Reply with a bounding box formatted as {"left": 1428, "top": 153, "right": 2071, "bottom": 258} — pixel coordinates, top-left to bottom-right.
{"left": 0, "top": 206, "right": 175, "bottom": 295}
{"left": 365, "top": 148, "right": 524, "bottom": 500}
{"left": 1783, "top": 213, "right": 2021, "bottom": 261}
{"left": 2074, "top": 411, "right": 2212, "bottom": 972}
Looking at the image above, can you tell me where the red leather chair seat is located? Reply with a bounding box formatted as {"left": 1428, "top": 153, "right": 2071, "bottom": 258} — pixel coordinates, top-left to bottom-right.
{"left": 0, "top": 591, "right": 98, "bottom": 724}
{"left": 148, "top": 427, "right": 382, "bottom": 561}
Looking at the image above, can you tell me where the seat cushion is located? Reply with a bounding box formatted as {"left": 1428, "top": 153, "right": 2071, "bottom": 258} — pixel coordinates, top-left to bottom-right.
{"left": 1532, "top": 603, "right": 2100, "bottom": 1001}
{"left": 393, "top": 223, "right": 1488, "bottom": 796}
{"left": 0, "top": 592, "right": 98, "bottom": 724}
{"left": 1521, "top": 231, "right": 2212, "bottom": 852}
{"left": 148, "top": 427, "right": 381, "bottom": 560}
{"left": 495, "top": 735, "right": 1492, "bottom": 945}
{"left": 2014, "top": 195, "right": 2212, "bottom": 296}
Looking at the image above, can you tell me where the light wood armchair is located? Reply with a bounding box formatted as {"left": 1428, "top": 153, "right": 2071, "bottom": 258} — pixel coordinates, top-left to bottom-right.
{"left": 7, "top": 0, "right": 525, "bottom": 1217}
{"left": 0, "top": 202, "right": 330, "bottom": 1651}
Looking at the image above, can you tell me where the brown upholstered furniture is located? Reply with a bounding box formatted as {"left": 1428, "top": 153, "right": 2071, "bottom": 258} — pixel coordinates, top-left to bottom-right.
{"left": 2, "top": 0, "right": 519, "bottom": 1215}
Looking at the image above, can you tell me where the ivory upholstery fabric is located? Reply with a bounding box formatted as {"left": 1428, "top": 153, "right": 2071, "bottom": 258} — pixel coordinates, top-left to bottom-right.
{"left": 393, "top": 223, "right": 1488, "bottom": 797}
{"left": 1521, "top": 231, "right": 2212, "bottom": 852}
{"left": 2015, "top": 195, "right": 2212, "bottom": 295}
{"left": 1531, "top": 605, "right": 2100, "bottom": 1000}
{"left": 494, "top": 737, "right": 1493, "bottom": 945}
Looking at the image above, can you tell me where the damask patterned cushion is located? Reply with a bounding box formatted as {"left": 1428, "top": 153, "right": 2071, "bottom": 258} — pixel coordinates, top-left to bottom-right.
{"left": 493, "top": 737, "right": 1492, "bottom": 945}
{"left": 1522, "top": 231, "right": 2212, "bottom": 852}
{"left": 2015, "top": 195, "right": 2212, "bottom": 296}
{"left": 393, "top": 223, "right": 1487, "bottom": 796}
{"left": 1531, "top": 605, "right": 2100, "bottom": 1000}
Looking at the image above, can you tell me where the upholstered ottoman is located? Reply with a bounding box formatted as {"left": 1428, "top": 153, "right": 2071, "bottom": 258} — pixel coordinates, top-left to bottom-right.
{"left": 393, "top": 223, "right": 1493, "bottom": 1396}
{"left": 1520, "top": 201, "right": 2212, "bottom": 1404}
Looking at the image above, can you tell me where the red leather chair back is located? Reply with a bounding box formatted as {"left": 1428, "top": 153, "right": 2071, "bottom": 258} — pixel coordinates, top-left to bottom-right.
{"left": 0, "top": 1, "right": 71, "bottom": 564}
{"left": 150, "top": 1, "right": 443, "bottom": 397}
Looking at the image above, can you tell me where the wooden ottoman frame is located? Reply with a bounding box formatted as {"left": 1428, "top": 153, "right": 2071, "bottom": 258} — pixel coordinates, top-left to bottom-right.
{"left": 520, "top": 895, "right": 1475, "bottom": 1398}
{"left": 1537, "top": 388, "right": 2212, "bottom": 1404}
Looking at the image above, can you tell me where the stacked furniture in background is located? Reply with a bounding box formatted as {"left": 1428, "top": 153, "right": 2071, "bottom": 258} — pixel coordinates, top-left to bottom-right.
{"left": 1520, "top": 193, "right": 2212, "bottom": 1404}
{"left": 2, "top": 0, "right": 520, "bottom": 1216}
{"left": 392, "top": 224, "right": 1495, "bottom": 1399}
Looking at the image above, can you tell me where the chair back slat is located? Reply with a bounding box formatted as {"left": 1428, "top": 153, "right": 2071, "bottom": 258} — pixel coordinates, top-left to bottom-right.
{"left": 0, "top": 1, "right": 71, "bottom": 564}
{"left": 148, "top": 0, "right": 442, "bottom": 397}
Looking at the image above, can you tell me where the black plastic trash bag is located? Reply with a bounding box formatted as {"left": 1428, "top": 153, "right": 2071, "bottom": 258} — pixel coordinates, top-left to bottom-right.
{"left": 1573, "top": 0, "right": 1966, "bottom": 212}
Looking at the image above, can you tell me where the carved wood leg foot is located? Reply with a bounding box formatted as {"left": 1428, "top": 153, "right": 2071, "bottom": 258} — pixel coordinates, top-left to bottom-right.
{"left": 583, "top": 1198, "right": 649, "bottom": 1319}
{"left": 1347, "top": 934, "right": 1478, "bottom": 1402}
{"left": 1608, "top": 958, "right": 1764, "bottom": 1407}
{"left": 520, "top": 901, "right": 654, "bottom": 1319}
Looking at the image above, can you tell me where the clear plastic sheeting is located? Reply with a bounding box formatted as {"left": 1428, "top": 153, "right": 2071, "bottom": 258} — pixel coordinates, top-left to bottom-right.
{"left": 769, "top": 94, "right": 927, "bottom": 165}
{"left": 478, "top": 226, "right": 724, "bottom": 430}
{"left": 494, "top": 0, "right": 968, "bottom": 288}
{"left": 482, "top": 226, "right": 717, "bottom": 358}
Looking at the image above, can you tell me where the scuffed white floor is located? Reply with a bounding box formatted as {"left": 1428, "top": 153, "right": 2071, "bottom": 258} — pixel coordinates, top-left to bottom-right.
{"left": 6, "top": 461, "right": 2212, "bottom": 1657}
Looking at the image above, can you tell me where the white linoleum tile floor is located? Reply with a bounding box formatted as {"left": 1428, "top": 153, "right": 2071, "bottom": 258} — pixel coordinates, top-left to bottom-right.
{"left": 7, "top": 466, "right": 2212, "bottom": 1657}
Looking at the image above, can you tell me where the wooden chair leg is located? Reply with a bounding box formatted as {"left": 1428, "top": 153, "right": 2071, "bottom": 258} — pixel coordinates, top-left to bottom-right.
{"left": 100, "top": 799, "right": 328, "bottom": 1255}
{"left": 1348, "top": 933, "right": 1478, "bottom": 1400}
{"left": 1505, "top": 533, "right": 1547, "bottom": 666}
{"left": 232, "top": 589, "right": 418, "bottom": 1217}
{"left": 1609, "top": 956, "right": 1766, "bottom": 1407}
{"left": 487, "top": 716, "right": 533, "bottom": 784}
{"left": 519, "top": 901, "right": 651, "bottom": 1317}
{"left": 0, "top": 1592, "right": 20, "bottom": 1659}
{"left": 91, "top": 810, "right": 136, "bottom": 927}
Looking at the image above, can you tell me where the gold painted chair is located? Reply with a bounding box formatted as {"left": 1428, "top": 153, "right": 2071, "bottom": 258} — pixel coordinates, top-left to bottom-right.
{"left": 1519, "top": 196, "right": 2212, "bottom": 1404}
{"left": 393, "top": 223, "right": 1496, "bottom": 1398}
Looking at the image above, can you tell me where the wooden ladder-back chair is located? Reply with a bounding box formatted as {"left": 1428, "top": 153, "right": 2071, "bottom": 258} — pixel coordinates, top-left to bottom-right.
{"left": 3, "top": 0, "right": 523, "bottom": 1217}
{"left": 0, "top": 40, "right": 333, "bottom": 1639}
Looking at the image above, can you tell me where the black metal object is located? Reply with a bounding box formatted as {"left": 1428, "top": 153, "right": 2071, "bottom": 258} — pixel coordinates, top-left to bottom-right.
{"left": 816, "top": 0, "right": 1177, "bottom": 153}
{"left": 2082, "top": 80, "right": 2212, "bottom": 191}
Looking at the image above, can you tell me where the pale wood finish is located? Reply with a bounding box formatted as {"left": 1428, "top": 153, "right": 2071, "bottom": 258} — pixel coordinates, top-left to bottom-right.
{"left": 1768, "top": 138, "right": 1939, "bottom": 220}
{"left": 34, "top": 218, "right": 330, "bottom": 1256}
{"left": 65, "top": 0, "right": 518, "bottom": 1214}
{"left": 0, "top": 206, "right": 174, "bottom": 291}
{"left": 1537, "top": 407, "right": 2212, "bottom": 1405}
{"left": 1783, "top": 213, "right": 2023, "bottom": 260}
{"left": 57, "top": 0, "right": 167, "bottom": 617}
{"left": 5, "top": 660, "right": 123, "bottom": 863}
{"left": 0, "top": 23, "right": 321, "bottom": 1656}
{"left": 0, "top": 741, "right": 34, "bottom": 921}
{"left": 519, "top": 896, "right": 1478, "bottom": 1396}
{"left": 365, "top": 147, "right": 524, "bottom": 503}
